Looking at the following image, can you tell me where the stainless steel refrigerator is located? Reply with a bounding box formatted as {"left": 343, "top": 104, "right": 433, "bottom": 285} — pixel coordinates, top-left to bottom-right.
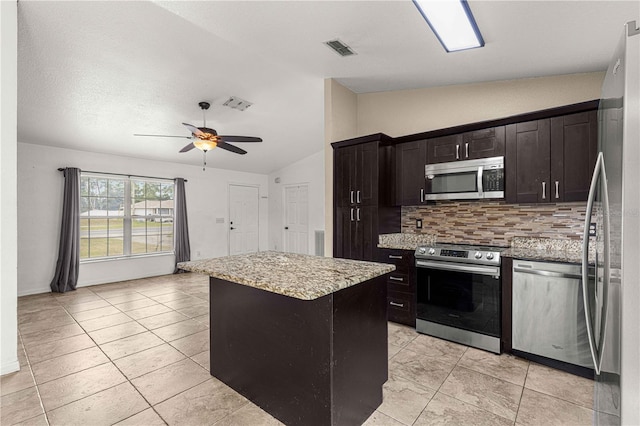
{"left": 582, "top": 20, "right": 640, "bottom": 425}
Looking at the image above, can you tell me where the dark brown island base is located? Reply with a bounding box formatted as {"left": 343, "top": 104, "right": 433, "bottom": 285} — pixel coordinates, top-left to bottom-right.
{"left": 178, "top": 252, "right": 395, "bottom": 426}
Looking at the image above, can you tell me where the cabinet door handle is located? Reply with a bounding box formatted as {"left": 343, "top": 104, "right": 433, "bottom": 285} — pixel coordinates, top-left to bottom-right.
{"left": 350, "top": 191, "right": 354, "bottom": 204}
{"left": 388, "top": 255, "right": 403, "bottom": 260}
{"left": 542, "top": 181, "right": 546, "bottom": 199}
{"left": 350, "top": 208, "right": 354, "bottom": 221}
{"left": 555, "top": 181, "right": 560, "bottom": 199}
{"left": 389, "top": 301, "right": 404, "bottom": 308}
{"left": 420, "top": 188, "right": 424, "bottom": 203}
{"left": 456, "top": 144, "right": 460, "bottom": 160}
{"left": 356, "top": 207, "right": 361, "bottom": 221}
{"left": 356, "top": 190, "right": 361, "bottom": 203}
{"left": 389, "top": 276, "right": 404, "bottom": 282}
{"left": 465, "top": 142, "right": 469, "bottom": 158}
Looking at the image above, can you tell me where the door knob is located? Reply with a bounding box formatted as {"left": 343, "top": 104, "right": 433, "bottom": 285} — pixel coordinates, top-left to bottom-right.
{"left": 285, "top": 227, "right": 289, "bottom": 230}
{"left": 230, "top": 227, "right": 235, "bottom": 230}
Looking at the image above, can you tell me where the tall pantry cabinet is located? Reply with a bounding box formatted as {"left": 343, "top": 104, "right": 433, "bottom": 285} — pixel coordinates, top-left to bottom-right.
{"left": 333, "top": 134, "right": 400, "bottom": 261}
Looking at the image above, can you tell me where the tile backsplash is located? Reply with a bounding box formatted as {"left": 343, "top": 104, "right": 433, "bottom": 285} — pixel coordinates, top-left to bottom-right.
{"left": 402, "top": 201, "right": 587, "bottom": 247}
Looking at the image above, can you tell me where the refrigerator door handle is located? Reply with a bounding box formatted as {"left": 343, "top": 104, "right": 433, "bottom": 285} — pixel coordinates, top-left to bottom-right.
{"left": 598, "top": 156, "right": 611, "bottom": 374}
{"left": 582, "top": 152, "right": 607, "bottom": 374}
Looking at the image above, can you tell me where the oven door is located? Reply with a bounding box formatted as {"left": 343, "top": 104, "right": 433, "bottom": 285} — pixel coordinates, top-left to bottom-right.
{"left": 416, "top": 260, "right": 501, "bottom": 338}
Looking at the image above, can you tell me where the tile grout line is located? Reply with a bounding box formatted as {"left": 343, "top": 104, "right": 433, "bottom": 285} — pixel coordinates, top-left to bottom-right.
{"left": 512, "top": 362, "right": 531, "bottom": 425}
{"left": 15, "top": 333, "right": 51, "bottom": 426}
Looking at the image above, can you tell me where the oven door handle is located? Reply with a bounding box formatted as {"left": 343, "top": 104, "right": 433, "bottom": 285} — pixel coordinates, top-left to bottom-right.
{"left": 416, "top": 259, "right": 500, "bottom": 276}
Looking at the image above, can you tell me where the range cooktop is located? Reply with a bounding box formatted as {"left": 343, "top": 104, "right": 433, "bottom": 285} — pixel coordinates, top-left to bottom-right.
{"left": 414, "top": 243, "right": 507, "bottom": 266}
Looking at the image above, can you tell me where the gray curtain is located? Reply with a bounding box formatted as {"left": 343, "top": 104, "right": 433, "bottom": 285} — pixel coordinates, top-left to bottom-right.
{"left": 50, "top": 167, "right": 81, "bottom": 293}
{"left": 173, "top": 178, "right": 191, "bottom": 273}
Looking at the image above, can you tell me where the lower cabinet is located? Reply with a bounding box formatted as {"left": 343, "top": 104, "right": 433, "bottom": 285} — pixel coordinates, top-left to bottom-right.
{"left": 334, "top": 206, "right": 377, "bottom": 261}
{"left": 378, "top": 248, "right": 416, "bottom": 327}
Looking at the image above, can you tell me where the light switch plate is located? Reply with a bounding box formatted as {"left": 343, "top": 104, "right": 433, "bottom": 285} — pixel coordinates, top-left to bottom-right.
{"left": 416, "top": 219, "right": 423, "bottom": 229}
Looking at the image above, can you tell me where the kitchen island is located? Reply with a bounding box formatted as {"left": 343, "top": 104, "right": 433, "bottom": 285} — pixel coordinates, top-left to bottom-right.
{"left": 178, "top": 252, "right": 395, "bottom": 426}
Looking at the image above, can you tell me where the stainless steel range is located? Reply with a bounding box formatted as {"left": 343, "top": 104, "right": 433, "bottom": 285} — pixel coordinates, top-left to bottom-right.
{"left": 414, "top": 243, "right": 506, "bottom": 353}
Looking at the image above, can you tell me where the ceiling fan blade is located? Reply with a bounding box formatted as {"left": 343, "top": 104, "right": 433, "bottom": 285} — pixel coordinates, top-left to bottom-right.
{"left": 179, "top": 142, "right": 196, "bottom": 153}
{"left": 134, "top": 134, "right": 192, "bottom": 139}
{"left": 217, "top": 141, "right": 247, "bottom": 155}
{"left": 218, "top": 135, "right": 262, "bottom": 143}
{"left": 182, "top": 123, "right": 205, "bottom": 137}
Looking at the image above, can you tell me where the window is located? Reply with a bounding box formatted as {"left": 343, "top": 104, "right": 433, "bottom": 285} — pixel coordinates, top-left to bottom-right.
{"left": 80, "top": 174, "right": 174, "bottom": 260}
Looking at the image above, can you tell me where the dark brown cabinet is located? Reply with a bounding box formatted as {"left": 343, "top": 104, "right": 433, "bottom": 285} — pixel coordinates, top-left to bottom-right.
{"left": 505, "top": 119, "right": 551, "bottom": 203}
{"left": 334, "top": 142, "right": 378, "bottom": 208}
{"left": 378, "top": 248, "right": 416, "bottom": 326}
{"left": 462, "top": 126, "right": 506, "bottom": 160}
{"left": 335, "top": 206, "right": 377, "bottom": 261}
{"left": 550, "top": 111, "right": 598, "bottom": 202}
{"left": 506, "top": 110, "right": 597, "bottom": 203}
{"left": 426, "top": 134, "right": 463, "bottom": 164}
{"left": 395, "top": 140, "right": 428, "bottom": 205}
{"left": 426, "top": 127, "right": 505, "bottom": 164}
{"left": 333, "top": 135, "right": 400, "bottom": 262}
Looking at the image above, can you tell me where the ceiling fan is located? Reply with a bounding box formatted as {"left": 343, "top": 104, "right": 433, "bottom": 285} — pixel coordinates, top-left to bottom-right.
{"left": 134, "top": 101, "right": 262, "bottom": 169}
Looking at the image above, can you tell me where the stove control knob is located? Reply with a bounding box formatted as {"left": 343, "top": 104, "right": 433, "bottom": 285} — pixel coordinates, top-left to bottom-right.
{"left": 474, "top": 252, "right": 483, "bottom": 259}
{"left": 418, "top": 247, "right": 426, "bottom": 254}
{"left": 486, "top": 253, "right": 495, "bottom": 260}
{"left": 428, "top": 248, "right": 436, "bottom": 255}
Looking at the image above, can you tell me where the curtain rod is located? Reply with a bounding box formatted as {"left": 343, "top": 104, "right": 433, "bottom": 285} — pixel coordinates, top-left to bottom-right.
{"left": 57, "top": 168, "right": 187, "bottom": 182}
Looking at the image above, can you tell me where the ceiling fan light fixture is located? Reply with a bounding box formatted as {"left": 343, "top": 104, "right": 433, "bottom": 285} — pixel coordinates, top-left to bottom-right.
{"left": 193, "top": 139, "right": 218, "bottom": 152}
{"left": 413, "top": 0, "right": 484, "bottom": 52}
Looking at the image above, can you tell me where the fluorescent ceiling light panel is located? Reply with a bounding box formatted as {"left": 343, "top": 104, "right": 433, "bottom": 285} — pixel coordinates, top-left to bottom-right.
{"left": 413, "top": 0, "right": 484, "bottom": 52}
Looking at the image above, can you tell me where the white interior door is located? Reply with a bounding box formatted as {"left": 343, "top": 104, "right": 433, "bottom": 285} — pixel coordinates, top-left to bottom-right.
{"left": 229, "top": 184, "right": 259, "bottom": 255}
{"left": 283, "top": 184, "right": 308, "bottom": 254}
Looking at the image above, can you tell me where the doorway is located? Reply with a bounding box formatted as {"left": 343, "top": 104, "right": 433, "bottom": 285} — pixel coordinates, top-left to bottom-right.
{"left": 283, "top": 184, "right": 309, "bottom": 254}
{"left": 228, "top": 184, "right": 260, "bottom": 255}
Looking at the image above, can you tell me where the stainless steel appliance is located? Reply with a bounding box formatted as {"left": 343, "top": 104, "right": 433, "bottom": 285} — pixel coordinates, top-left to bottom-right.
{"left": 512, "top": 260, "right": 594, "bottom": 370}
{"left": 414, "top": 243, "right": 504, "bottom": 353}
{"left": 423, "top": 156, "right": 504, "bottom": 201}
{"left": 583, "top": 21, "right": 640, "bottom": 425}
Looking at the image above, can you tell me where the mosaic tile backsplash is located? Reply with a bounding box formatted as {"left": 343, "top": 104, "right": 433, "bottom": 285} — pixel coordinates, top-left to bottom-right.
{"left": 402, "top": 201, "right": 587, "bottom": 247}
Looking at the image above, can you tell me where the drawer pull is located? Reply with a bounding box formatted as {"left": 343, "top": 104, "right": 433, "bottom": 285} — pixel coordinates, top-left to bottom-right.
{"left": 389, "top": 301, "right": 405, "bottom": 308}
{"left": 388, "top": 255, "right": 403, "bottom": 260}
{"left": 389, "top": 276, "right": 404, "bottom": 282}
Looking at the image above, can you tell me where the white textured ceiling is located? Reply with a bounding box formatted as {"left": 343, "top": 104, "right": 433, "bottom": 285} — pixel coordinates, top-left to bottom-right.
{"left": 17, "top": 1, "right": 639, "bottom": 174}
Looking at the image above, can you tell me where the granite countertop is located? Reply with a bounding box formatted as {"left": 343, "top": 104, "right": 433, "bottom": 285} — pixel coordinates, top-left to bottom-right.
{"left": 501, "top": 237, "right": 594, "bottom": 265}
{"left": 379, "top": 233, "right": 594, "bottom": 265}
{"left": 177, "top": 251, "right": 395, "bottom": 301}
{"left": 501, "top": 247, "right": 585, "bottom": 264}
{"left": 378, "top": 233, "right": 437, "bottom": 250}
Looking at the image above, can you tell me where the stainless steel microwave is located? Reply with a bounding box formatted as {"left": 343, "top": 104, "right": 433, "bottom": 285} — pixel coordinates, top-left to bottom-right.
{"left": 424, "top": 156, "right": 504, "bottom": 200}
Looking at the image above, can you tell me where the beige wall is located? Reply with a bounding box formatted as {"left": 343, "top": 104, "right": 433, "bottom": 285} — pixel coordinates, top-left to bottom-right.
{"left": 357, "top": 72, "right": 605, "bottom": 137}
{"left": 324, "top": 72, "right": 605, "bottom": 256}
{"left": 324, "top": 79, "right": 357, "bottom": 256}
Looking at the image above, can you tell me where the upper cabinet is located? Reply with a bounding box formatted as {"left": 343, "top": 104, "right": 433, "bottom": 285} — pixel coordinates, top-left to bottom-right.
{"left": 505, "top": 119, "right": 551, "bottom": 203}
{"left": 462, "top": 127, "right": 506, "bottom": 160}
{"left": 550, "top": 111, "right": 598, "bottom": 202}
{"left": 426, "top": 134, "right": 463, "bottom": 163}
{"left": 426, "top": 127, "right": 505, "bottom": 164}
{"left": 505, "top": 110, "right": 597, "bottom": 203}
{"left": 335, "top": 142, "right": 379, "bottom": 208}
{"left": 395, "top": 140, "right": 428, "bottom": 205}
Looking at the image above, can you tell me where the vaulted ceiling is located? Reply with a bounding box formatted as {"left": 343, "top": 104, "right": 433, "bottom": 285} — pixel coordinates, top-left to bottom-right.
{"left": 17, "top": 1, "right": 639, "bottom": 174}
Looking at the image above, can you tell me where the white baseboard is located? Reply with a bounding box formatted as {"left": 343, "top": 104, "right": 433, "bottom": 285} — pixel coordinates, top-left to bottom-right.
{"left": 1, "top": 359, "right": 20, "bottom": 376}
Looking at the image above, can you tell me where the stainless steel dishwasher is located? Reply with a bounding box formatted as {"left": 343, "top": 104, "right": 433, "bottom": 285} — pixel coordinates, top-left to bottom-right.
{"left": 512, "top": 260, "right": 594, "bottom": 369}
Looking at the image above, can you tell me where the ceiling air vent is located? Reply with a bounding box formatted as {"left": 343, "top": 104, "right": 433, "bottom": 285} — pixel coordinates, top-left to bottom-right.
{"left": 223, "top": 96, "right": 252, "bottom": 111}
{"left": 324, "top": 39, "right": 356, "bottom": 57}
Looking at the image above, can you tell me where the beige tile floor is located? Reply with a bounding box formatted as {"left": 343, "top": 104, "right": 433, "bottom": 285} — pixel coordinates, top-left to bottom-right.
{"left": 1, "top": 273, "right": 596, "bottom": 426}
